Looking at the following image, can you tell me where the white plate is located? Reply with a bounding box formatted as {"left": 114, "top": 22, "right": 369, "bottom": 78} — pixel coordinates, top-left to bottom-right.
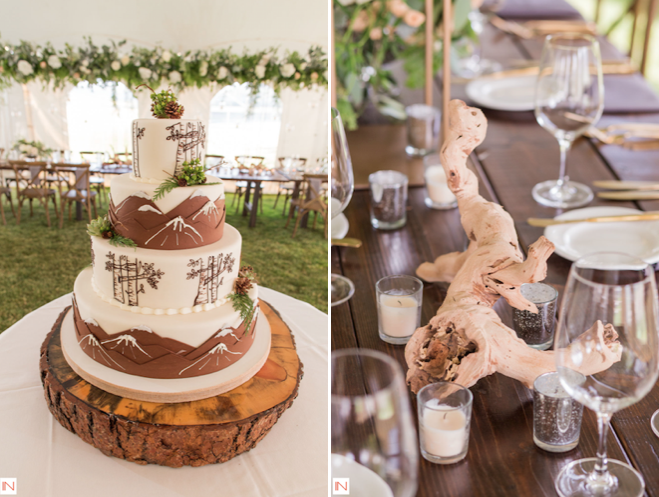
{"left": 652, "top": 410, "right": 659, "bottom": 438}
{"left": 331, "top": 454, "right": 394, "bottom": 497}
{"left": 332, "top": 213, "right": 349, "bottom": 239}
{"left": 466, "top": 75, "right": 537, "bottom": 112}
{"left": 544, "top": 206, "right": 659, "bottom": 264}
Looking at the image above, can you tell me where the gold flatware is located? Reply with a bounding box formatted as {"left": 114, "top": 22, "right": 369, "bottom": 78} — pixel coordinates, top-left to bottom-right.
{"left": 528, "top": 212, "right": 659, "bottom": 227}
{"left": 482, "top": 62, "right": 636, "bottom": 81}
{"left": 593, "top": 180, "right": 659, "bottom": 190}
{"left": 489, "top": 15, "right": 597, "bottom": 39}
{"left": 597, "top": 191, "right": 659, "bottom": 200}
{"left": 331, "top": 237, "right": 362, "bottom": 248}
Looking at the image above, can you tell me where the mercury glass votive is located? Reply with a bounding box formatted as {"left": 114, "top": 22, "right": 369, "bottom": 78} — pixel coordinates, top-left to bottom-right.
{"left": 512, "top": 282, "right": 558, "bottom": 350}
{"left": 369, "top": 170, "right": 408, "bottom": 230}
{"left": 417, "top": 382, "right": 473, "bottom": 464}
{"left": 376, "top": 275, "right": 423, "bottom": 344}
{"left": 405, "top": 104, "right": 440, "bottom": 157}
{"left": 533, "top": 372, "right": 584, "bottom": 453}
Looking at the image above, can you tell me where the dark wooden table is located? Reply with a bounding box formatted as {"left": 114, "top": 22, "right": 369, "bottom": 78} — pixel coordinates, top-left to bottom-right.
{"left": 332, "top": 10, "right": 659, "bottom": 497}
{"left": 216, "top": 169, "right": 305, "bottom": 228}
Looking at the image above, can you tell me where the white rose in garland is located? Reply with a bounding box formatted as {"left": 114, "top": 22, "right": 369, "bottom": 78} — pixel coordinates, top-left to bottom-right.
{"left": 280, "top": 63, "right": 296, "bottom": 78}
{"left": 17, "top": 60, "right": 33, "bottom": 76}
{"left": 47, "top": 55, "right": 61, "bottom": 69}
{"left": 299, "top": 62, "right": 308, "bottom": 71}
{"left": 255, "top": 65, "right": 266, "bottom": 79}
{"left": 199, "top": 60, "right": 208, "bottom": 77}
{"left": 217, "top": 66, "right": 229, "bottom": 80}
{"left": 162, "top": 50, "right": 171, "bottom": 63}
{"left": 168, "top": 70, "right": 182, "bottom": 83}
{"left": 120, "top": 54, "right": 130, "bottom": 66}
{"left": 138, "top": 67, "right": 152, "bottom": 80}
{"left": 111, "top": 60, "right": 121, "bottom": 71}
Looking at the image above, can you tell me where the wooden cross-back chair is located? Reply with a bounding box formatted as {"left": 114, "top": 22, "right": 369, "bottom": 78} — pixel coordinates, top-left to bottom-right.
{"left": 285, "top": 173, "right": 328, "bottom": 239}
{"left": 0, "top": 166, "right": 16, "bottom": 225}
{"left": 10, "top": 161, "right": 59, "bottom": 227}
{"left": 231, "top": 156, "right": 265, "bottom": 214}
{"left": 57, "top": 164, "right": 98, "bottom": 227}
{"left": 234, "top": 156, "right": 265, "bottom": 168}
{"left": 274, "top": 157, "right": 307, "bottom": 215}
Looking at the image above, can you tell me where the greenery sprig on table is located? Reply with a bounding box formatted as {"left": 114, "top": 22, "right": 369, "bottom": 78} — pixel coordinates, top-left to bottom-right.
{"left": 334, "top": 0, "right": 476, "bottom": 129}
{"left": 229, "top": 266, "right": 259, "bottom": 332}
{"left": 0, "top": 37, "right": 327, "bottom": 94}
{"left": 12, "top": 139, "right": 53, "bottom": 159}
{"left": 152, "top": 158, "right": 220, "bottom": 201}
{"left": 87, "top": 216, "right": 137, "bottom": 248}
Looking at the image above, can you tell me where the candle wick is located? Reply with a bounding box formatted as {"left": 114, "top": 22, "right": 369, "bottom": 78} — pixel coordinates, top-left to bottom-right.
{"left": 398, "top": 300, "right": 402, "bottom": 306}
{"left": 443, "top": 412, "right": 447, "bottom": 420}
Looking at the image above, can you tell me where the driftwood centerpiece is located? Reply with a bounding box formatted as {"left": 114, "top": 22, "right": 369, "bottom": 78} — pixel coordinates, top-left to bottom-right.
{"left": 405, "top": 100, "right": 621, "bottom": 393}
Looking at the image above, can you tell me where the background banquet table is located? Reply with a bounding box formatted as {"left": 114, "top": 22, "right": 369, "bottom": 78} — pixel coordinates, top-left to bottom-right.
{"left": 0, "top": 287, "right": 328, "bottom": 497}
{"left": 331, "top": 2, "right": 659, "bottom": 496}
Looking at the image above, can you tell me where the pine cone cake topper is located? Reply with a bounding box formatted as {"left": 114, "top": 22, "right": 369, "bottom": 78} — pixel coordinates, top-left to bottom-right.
{"left": 136, "top": 85, "right": 185, "bottom": 119}
{"left": 235, "top": 277, "right": 253, "bottom": 295}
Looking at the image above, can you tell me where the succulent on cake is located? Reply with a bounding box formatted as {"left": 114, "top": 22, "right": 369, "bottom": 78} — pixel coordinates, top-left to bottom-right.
{"left": 229, "top": 266, "right": 259, "bottom": 332}
{"left": 87, "top": 216, "right": 137, "bottom": 248}
{"left": 152, "top": 158, "right": 220, "bottom": 200}
{"left": 136, "top": 85, "right": 185, "bottom": 119}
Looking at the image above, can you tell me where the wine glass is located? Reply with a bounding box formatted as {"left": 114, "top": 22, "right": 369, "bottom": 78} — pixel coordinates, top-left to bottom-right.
{"left": 554, "top": 252, "right": 659, "bottom": 497}
{"left": 331, "top": 349, "right": 418, "bottom": 497}
{"left": 331, "top": 107, "right": 356, "bottom": 306}
{"left": 533, "top": 34, "right": 604, "bottom": 209}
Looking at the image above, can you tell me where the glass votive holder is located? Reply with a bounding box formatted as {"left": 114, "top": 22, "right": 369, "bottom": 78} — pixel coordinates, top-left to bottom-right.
{"left": 405, "top": 104, "right": 440, "bottom": 157}
{"left": 423, "top": 154, "right": 458, "bottom": 210}
{"left": 376, "top": 275, "right": 423, "bottom": 344}
{"left": 533, "top": 372, "right": 584, "bottom": 453}
{"left": 417, "top": 382, "right": 473, "bottom": 464}
{"left": 369, "top": 170, "right": 408, "bottom": 230}
{"left": 512, "top": 282, "right": 558, "bottom": 350}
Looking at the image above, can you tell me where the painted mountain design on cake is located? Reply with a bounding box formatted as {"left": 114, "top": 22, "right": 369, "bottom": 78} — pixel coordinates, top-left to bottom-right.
{"left": 72, "top": 300, "right": 258, "bottom": 379}
{"left": 109, "top": 190, "right": 226, "bottom": 250}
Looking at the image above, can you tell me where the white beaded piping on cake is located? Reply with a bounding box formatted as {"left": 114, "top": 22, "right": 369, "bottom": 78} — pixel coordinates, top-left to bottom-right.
{"left": 90, "top": 277, "right": 257, "bottom": 315}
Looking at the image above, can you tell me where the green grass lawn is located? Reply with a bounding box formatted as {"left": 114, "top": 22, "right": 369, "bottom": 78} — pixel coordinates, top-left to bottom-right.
{"left": 0, "top": 189, "right": 328, "bottom": 332}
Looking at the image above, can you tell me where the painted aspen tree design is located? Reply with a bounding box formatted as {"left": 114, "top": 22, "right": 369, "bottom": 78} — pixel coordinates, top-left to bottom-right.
{"left": 132, "top": 122, "right": 146, "bottom": 177}
{"left": 187, "top": 252, "right": 235, "bottom": 306}
{"left": 166, "top": 122, "right": 206, "bottom": 176}
{"left": 105, "top": 252, "right": 165, "bottom": 306}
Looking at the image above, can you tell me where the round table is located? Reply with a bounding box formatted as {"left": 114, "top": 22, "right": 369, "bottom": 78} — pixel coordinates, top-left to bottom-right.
{"left": 0, "top": 287, "right": 328, "bottom": 497}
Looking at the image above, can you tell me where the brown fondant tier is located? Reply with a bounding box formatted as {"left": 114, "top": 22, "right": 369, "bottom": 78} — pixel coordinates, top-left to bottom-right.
{"left": 109, "top": 193, "right": 226, "bottom": 250}
{"left": 72, "top": 299, "right": 257, "bottom": 379}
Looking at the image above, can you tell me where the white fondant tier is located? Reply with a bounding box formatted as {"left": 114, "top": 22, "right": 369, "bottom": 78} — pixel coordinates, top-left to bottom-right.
{"left": 110, "top": 173, "right": 224, "bottom": 214}
{"left": 132, "top": 118, "right": 206, "bottom": 181}
{"left": 75, "top": 267, "right": 258, "bottom": 348}
{"left": 91, "top": 224, "right": 242, "bottom": 312}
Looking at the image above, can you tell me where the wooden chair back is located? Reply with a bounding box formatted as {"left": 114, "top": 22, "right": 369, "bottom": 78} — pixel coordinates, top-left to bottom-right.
{"left": 59, "top": 164, "right": 91, "bottom": 200}
{"left": 8, "top": 161, "right": 49, "bottom": 192}
{"left": 302, "top": 174, "right": 328, "bottom": 209}
{"left": 235, "top": 156, "right": 265, "bottom": 167}
{"left": 277, "top": 157, "right": 307, "bottom": 171}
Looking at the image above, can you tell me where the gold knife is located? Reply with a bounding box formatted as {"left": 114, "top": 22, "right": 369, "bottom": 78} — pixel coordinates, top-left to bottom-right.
{"left": 593, "top": 180, "right": 659, "bottom": 190}
{"left": 528, "top": 211, "right": 659, "bottom": 227}
{"left": 597, "top": 191, "right": 659, "bottom": 200}
{"left": 331, "top": 237, "right": 362, "bottom": 248}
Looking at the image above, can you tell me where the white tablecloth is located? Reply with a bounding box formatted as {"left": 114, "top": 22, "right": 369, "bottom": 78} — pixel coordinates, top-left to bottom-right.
{"left": 0, "top": 288, "right": 328, "bottom": 497}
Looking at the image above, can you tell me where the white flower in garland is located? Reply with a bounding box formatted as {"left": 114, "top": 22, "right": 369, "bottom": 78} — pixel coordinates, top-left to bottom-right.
{"left": 162, "top": 50, "right": 172, "bottom": 63}
{"left": 120, "top": 54, "right": 130, "bottom": 66}
{"left": 17, "top": 60, "right": 33, "bottom": 76}
{"left": 168, "top": 70, "right": 182, "bottom": 83}
{"left": 255, "top": 65, "right": 266, "bottom": 79}
{"left": 299, "top": 62, "right": 308, "bottom": 71}
{"left": 337, "top": 0, "right": 356, "bottom": 4}
{"left": 80, "top": 59, "right": 89, "bottom": 67}
{"left": 199, "top": 60, "right": 208, "bottom": 77}
{"left": 80, "top": 66, "right": 90, "bottom": 74}
{"left": 47, "top": 55, "right": 61, "bottom": 69}
{"left": 110, "top": 60, "right": 121, "bottom": 71}
{"left": 217, "top": 66, "right": 229, "bottom": 80}
{"left": 138, "top": 67, "right": 152, "bottom": 80}
{"left": 280, "top": 63, "right": 296, "bottom": 78}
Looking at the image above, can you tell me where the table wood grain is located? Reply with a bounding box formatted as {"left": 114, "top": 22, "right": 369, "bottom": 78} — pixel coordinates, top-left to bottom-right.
{"left": 332, "top": 11, "right": 659, "bottom": 497}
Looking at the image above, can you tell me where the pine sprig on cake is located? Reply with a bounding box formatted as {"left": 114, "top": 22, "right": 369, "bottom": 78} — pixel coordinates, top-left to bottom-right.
{"left": 136, "top": 85, "right": 185, "bottom": 119}
{"left": 87, "top": 216, "right": 137, "bottom": 248}
{"left": 152, "top": 158, "right": 220, "bottom": 200}
{"left": 229, "top": 266, "right": 259, "bottom": 332}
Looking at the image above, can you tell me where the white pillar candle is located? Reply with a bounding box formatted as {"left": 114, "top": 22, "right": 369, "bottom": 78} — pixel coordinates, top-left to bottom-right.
{"left": 425, "top": 165, "right": 456, "bottom": 205}
{"left": 379, "top": 295, "right": 419, "bottom": 338}
{"left": 421, "top": 400, "right": 467, "bottom": 458}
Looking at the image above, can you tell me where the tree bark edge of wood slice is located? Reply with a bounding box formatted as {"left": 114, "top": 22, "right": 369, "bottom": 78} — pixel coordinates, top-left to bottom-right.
{"left": 39, "top": 301, "right": 303, "bottom": 468}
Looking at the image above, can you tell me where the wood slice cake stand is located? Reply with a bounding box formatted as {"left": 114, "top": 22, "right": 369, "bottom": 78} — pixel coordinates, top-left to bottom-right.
{"left": 39, "top": 301, "right": 303, "bottom": 468}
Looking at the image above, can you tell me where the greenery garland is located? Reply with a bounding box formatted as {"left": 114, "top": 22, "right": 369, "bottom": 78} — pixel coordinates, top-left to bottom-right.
{"left": 0, "top": 38, "right": 328, "bottom": 93}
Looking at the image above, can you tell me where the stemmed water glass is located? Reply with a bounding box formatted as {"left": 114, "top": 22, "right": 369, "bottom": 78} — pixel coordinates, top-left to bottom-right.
{"left": 533, "top": 34, "right": 604, "bottom": 209}
{"left": 331, "top": 349, "right": 418, "bottom": 497}
{"left": 331, "top": 107, "right": 355, "bottom": 306}
{"left": 554, "top": 252, "right": 659, "bottom": 497}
